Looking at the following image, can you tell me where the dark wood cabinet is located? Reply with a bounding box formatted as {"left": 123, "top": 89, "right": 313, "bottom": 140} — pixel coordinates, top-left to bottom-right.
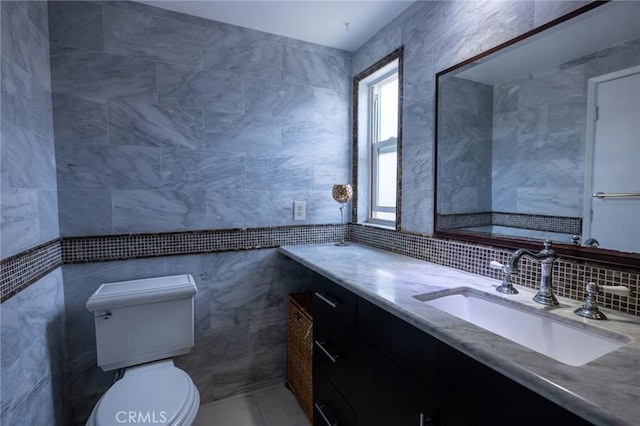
{"left": 359, "top": 340, "right": 444, "bottom": 426}
{"left": 311, "top": 272, "right": 591, "bottom": 426}
{"left": 312, "top": 274, "right": 358, "bottom": 426}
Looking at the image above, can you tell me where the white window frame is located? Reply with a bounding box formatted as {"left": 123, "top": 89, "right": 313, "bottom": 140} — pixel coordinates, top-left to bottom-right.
{"left": 369, "top": 69, "right": 399, "bottom": 224}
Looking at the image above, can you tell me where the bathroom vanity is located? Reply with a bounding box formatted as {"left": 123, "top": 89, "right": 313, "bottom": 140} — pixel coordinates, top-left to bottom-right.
{"left": 280, "top": 243, "right": 640, "bottom": 426}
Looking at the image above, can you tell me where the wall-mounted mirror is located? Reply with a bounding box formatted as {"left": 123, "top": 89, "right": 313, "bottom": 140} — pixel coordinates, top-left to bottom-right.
{"left": 435, "top": 1, "right": 640, "bottom": 266}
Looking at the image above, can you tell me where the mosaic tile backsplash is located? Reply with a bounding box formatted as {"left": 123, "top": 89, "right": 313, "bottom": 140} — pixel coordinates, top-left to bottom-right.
{"left": 3, "top": 224, "right": 638, "bottom": 317}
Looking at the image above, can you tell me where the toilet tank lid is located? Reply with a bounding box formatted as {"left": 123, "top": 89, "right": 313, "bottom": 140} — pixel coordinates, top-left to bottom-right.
{"left": 86, "top": 274, "right": 197, "bottom": 312}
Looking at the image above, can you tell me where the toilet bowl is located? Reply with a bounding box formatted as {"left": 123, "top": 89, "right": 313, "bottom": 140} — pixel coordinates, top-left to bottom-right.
{"left": 86, "top": 360, "right": 199, "bottom": 426}
{"left": 86, "top": 275, "right": 200, "bottom": 425}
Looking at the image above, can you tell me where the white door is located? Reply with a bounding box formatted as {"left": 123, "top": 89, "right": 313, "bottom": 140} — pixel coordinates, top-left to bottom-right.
{"left": 583, "top": 67, "right": 640, "bottom": 253}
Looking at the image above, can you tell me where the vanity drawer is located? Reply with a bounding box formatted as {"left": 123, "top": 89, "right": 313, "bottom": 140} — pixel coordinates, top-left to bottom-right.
{"left": 313, "top": 367, "right": 356, "bottom": 426}
{"left": 313, "top": 311, "right": 357, "bottom": 405}
{"left": 312, "top": 273, "right": 357, "bottom": 330}
{"left": 358, "top": 297, "right": 438, "bottom": 392}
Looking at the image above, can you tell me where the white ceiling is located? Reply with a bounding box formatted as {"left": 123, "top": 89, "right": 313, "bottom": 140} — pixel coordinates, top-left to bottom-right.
{"left": 136, "top": 0, "right": 415, "bottom": 52}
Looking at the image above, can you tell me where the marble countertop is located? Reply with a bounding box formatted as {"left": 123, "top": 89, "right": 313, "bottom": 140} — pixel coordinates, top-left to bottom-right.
{"left": 279, "top": 243, "right": 640, "bottom": 426}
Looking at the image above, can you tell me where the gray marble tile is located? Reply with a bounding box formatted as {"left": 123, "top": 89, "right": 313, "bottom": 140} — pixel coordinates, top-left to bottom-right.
{"left": 0, "top": 188, "right": 40, "bottom": 258}
{"left": 53, "top": 94, "right": 108, "bottom": 146}
{"left": 402, "top": 98, "right": 434, "bottom": 148}
{"left": 58, "top": 190, "right": 112, "bottom": 236}
{"left": 282, "top": 46, "right": 350, "bottom": 93}
{"left": 402, "top": 144, "right": 434, "bottom": 233}
{"left": 161, "top": 149, "right": 245, "bottom": 191}
{"left": 246, "top": 154, "right": 314, "bottom": 191}
{"left": 1, "top": 120, "right": 56, "bottom": 189}
{"left": 1, "top": 56, "right": 33, "bottom": 131}
{"left": 30, "top": 79, "right": 55, "bottom": 140}
{"left": 38, "top": 190, "right": 60, "bottom": 243}
{"left": 108, "top": 100, "right": 204, "bottom": 150}
{"left": 533, "top": 1, "right": 590, "bottom": 27}
{"left": 547, "top": 99, "right": 587, "bottom": 133}
{"left": 111, "top": 189, "right": 206, "bottom": 233}
{"left": 402, "top": 28, "right": 434, "bottom": 105}
{"left": 203, "top": 21, "right": 279, "bottom": 51}
{"left": 1, "top": 376, "right": 59, "bottom": 426}
{"left": 204, "top": 112, "right": 282, "bottom": 154}
{"left": 249, "top": 349, "right": 284, "bottom": 385}
{"left": 0, "top": 269, "right": 66, "bottom": 425}
{"left": 48, "top": 0, "right": 104, "bottom": 56}
{"left": 56, "top": 144, "right": 162, "bottom": 190}
{"left": 1, "top": 0, "right": 50, "bottom": 87}
{"left": 189, "top": 356, "right": 254, "bottom": 403}
{"left": 68, "top": 393, "right": 101, "bottom": 426}
{"left": 204, "top": 40, "right": 282, "bottom": 80}
{"left": 16, "top": 0, "right": 49, "bottom": 36}
{"left": 431, "top": 0, "right": 534, "bottom": 73}
{"left": 103, "top": 4, "right": 203, "bottom": 66}
{"left": 281, "top": 120, "right": 350, "bottom": 191}
{"left": 50, "top": 53, "right": 156, "bottom": 102}
{"left": 244, "top": 77, "right": 349, "bottom": 123}
{"left": 249, "top": 321, "right": 286, "bottom": 358}
{"left": 519, "top": 65, "right": 586, "bottom": 109}
{"left": 351, "top": 19, "right": 402, "bottom": 77}
{"left": 157, "top": 63, "right": 244, "bottom": 113}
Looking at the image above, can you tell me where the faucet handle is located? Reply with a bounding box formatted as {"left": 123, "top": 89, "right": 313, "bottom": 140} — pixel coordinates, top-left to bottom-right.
{"left": 490, "top": 260, "right": 505, "bottom": 271}
{"left": 491, "top": 260, "right": 518, "bottom": 294}
{"left": 600, "top": 285, "right": 631, "bottom": 298}
{"left": 575, "top": 283, "right": 631, "bottom": 320}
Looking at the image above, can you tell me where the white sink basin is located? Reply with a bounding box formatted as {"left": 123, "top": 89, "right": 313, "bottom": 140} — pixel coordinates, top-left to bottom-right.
{"left": 413, "top": 289, "right": 631, "bottom": 366}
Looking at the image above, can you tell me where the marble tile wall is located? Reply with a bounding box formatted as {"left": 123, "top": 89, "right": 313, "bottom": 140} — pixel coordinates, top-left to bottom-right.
{"left": 437, "top": 76, "right": 493, "bottom": 215}
{"left": 0, "top": 268, "right": 67, "bottom": 425}
{"left": 61, "top": 249, "right": 312, "bottom": 425}
{"left": 491, "top": 36, "right": 640, "bottom": 216}
{"left": 49, "top": 0, "right": 352, "bottom": 236}
{"left": 0, "top": 1, "right": 67, "bottom": 424}
{"left": 1, "top": 0, "right": 58, "bottom": 258}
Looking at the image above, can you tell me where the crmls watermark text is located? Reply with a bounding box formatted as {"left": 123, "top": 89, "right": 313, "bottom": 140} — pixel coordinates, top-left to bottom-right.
{"left": 116, "top": 411, "right": 168, "bottom": 424}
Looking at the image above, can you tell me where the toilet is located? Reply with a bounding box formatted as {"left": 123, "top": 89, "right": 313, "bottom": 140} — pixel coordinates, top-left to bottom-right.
{"left": 85, "top": 274, "right": 200, "bottom": 425}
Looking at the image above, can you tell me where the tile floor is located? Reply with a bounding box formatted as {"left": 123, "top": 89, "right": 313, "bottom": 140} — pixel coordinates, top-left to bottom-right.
{"left": 193, "top": 383, "right": 310, "bottom": 426}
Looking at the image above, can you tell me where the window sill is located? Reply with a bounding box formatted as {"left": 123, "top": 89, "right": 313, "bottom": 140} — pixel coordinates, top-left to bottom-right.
{"left": 360, "top": 220, "right": 397, "bottom": 231}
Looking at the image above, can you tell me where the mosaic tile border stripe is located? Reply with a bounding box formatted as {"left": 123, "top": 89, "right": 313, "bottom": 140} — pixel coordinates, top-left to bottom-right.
{"left": 62, "top": 224, "right": 345, "bottom": 264}
{"left": 438, "top": 212, "right": 582, "bottom": 234}
{"left": 349, "top": 224, "right": 639, "bottom": 316}
{"left": 2, "top": 223, "right": 638, "bottom": 317}
{"left": 0, "top": 239, "right": 63, "bottom": 303}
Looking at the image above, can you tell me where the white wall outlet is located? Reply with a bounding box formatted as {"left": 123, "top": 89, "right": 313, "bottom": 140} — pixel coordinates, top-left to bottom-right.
{"left": 293, "top": 201, "right": 306, "bottom": 221}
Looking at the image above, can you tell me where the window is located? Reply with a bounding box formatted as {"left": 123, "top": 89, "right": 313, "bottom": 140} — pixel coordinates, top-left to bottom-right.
{"left": 353, "top": 48, "right": 403, "bottom": 228}
{"left": 370, "top": 71, "right": 399, "bottom": 222}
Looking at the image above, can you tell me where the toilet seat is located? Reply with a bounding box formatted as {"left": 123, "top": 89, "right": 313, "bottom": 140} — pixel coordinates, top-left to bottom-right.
{"left": 87, "top": 360, "right": 199, "bottom": 426}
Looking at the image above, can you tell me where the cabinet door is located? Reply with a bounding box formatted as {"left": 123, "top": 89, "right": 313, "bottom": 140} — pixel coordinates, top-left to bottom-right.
{"left": 358, "top": 341, "right": 444, "bottom": 426}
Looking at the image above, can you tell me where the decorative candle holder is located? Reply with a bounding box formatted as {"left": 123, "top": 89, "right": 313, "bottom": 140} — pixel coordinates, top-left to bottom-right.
{"left": 332, "top": 184, "right": 353, "bottom": 246}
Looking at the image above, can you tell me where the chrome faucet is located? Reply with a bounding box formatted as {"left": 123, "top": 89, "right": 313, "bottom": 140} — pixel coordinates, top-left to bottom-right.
{"left": 507, "top": 240, "right": 559, "bottom": 306}
{"left": 574, "top": 282, "right": 631, "bottom": 320}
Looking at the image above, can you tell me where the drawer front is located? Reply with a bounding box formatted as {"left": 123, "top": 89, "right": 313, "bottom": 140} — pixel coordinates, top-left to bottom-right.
{"left": 313, "top": 368, "right": 356, "bottom": 426}
{"left": 312, "top": 273, "right": 357, "bottom": 330}
{"left": 313, "top": 311, "right": 357, "bottom": 405}
{"left": 358, "top": 297, "right": 438, "bottom": 392}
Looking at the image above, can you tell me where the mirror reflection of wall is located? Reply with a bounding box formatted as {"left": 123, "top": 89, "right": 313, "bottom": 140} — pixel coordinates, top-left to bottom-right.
{"left": 437, "top": 2, "right": 640, "bottom": 254}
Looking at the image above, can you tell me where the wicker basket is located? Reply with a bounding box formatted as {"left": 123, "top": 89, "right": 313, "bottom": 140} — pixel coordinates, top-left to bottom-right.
{"left": 287, "top": 292, "right": 313, "bottom": 423}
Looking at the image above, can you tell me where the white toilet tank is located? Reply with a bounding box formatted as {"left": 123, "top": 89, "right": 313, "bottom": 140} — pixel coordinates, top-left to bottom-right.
{"left": 86, "top": 274, "right": 197, "bottom": 371}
